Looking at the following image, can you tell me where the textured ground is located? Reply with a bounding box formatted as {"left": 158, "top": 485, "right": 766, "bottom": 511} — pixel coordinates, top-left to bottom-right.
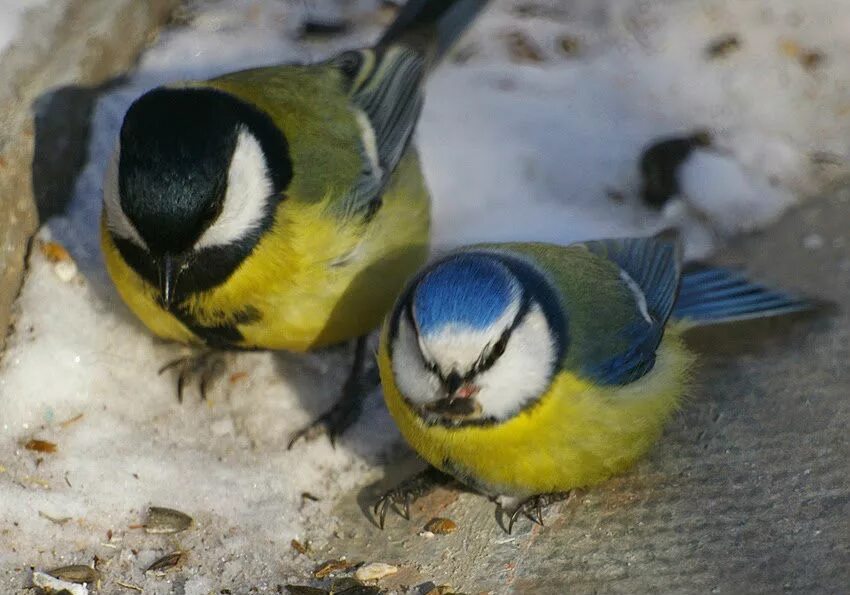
{"left": 331, "top": 186, "right": 850, "bottom": 594}
{"left": 1, "top": 0, "right": 849, "bottom": 593}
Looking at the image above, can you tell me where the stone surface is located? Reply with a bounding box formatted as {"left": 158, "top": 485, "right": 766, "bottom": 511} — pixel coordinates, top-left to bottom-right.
{"left": 0, "top": 0, "right": 178, "bottom": 350}
{"left": 329, "top": 185, "right": 850, "bottom": 594}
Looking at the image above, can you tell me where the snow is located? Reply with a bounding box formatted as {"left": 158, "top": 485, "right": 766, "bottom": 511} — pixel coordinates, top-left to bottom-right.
{"left": 2, "top": 0, "right": 850, "bottom": 591}
{"left": 0, "top": 0, "right": 50, "bottom": 56}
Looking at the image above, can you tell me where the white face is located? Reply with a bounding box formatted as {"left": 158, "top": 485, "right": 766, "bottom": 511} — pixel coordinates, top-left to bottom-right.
{"left": 391, "top": 302, "right": 558, "bottom": 424}
{"left": 103, "top": 127, "right": 272, "bottom": 253}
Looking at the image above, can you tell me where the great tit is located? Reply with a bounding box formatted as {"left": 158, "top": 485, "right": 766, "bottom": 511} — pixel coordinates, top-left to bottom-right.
{"left": 375, "top": 234, "right": 813, "bottom": 531}
{"left": 100, "top": 0, "right": 490, "bottom": 443}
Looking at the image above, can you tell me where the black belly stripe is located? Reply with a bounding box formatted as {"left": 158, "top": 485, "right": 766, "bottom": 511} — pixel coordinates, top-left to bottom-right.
{"left": 171, "top": 304, "right": 262, "bottom": 349}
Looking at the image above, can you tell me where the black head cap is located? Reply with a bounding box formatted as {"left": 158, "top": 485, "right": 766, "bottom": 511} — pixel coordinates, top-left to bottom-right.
{"left": 118, "top": 87, "right": 292, "bottom": 255}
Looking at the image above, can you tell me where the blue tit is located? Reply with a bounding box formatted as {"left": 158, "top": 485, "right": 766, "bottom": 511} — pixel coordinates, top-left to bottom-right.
{"left": 99, "top": 0, "right": 490, "bottom": 441}
{"left": 376, "top": 234, "right": 814, "bottom": 531}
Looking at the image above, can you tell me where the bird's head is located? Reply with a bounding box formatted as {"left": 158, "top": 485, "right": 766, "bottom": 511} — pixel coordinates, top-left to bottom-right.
{"left": 388, "top": 252, "right": 568, "bottom": 426}
{"left": 103, "top": 87, "right": 292, "bottom": 307}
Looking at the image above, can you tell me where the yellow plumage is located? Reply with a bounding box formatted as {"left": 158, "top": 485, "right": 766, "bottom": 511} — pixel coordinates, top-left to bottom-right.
{"left": 379, "top": 324, "right": 695, "bottom": 497}
{"left": 102, "top": 149, "right": 429, "bottom": 352}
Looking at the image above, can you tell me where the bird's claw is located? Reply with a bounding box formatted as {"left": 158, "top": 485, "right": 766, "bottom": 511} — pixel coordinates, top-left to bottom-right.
{"left": 505, "top": 491, "right": 571, "bottom": 535}
{"left": 158, "top": 351, "right": 224, "bottom": 403}
{"left": 372, "top": 467, "right": 452, "bottom": 529}
{"left": 373, "top": 487, "right": 412, "bottom": 530}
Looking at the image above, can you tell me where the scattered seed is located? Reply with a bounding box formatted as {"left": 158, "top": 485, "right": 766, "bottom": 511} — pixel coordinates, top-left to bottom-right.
{"left": 557, "top": 35, "right": 580, "bottom": 57}
{"left": 705, "top": 34, "right": 740, "bottom": 59}
{"left": 145, "top": 551, "right": 184, "bottom": 573}
{"left": 144, "top": 506, "right": 193, "bottom": 534}
{"left": 291, "top": 539, "right": 309, "bottom": 555}
{"left": 47, "top": 565, "right": 101, "bottom": 584}
{"left": 285, "top": 586, "right": 328, "bottom": 595}
{"left": 334, "top": 584, "right": 381, "bottom": 595}
{"left": 354, "top": 562, "right": 398, "bottom": 582}
{"left": 424, "top": 518, "right": 457, "bottom": 535}
{"left": 229, "top": 371, "right": 248, "bottom": 383}
{"left": 24, "top": 439, "right": 57, "bottom": 453}
{"left": 314, "top": 559, "right": 355, "bottom": 579}
{"left": 301, "top": 492, "right": 320, "bottom": 502}
{"left": 505, "top": 31, "right": 544, "bottom": 63}
{"left": 38, "top": 511, "right": 71, "bottom": 525}
{"left": 800, "top": 50, "right": 825, "bottom": 70}
{"left": 59, "top": 413, "right": 84, "bottom": 429}
{"left": 40, "top": 242, "right": 72, "bottom": 263}
{"left": 115, "top": 580, "right": 143, "bottom": 592}
{"left": 779, "top": 38, "right": 802, "bottom": 58}
{"left": 32, "top": 571, "right": 88, "bottom": 595}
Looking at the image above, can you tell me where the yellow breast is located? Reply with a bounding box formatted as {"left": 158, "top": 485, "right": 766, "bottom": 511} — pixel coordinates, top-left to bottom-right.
{"left": 102, "top": 151, "right": 430, "bottom": 351}
{"left": 379, "top": 327, "right": 695, "bottom": 497}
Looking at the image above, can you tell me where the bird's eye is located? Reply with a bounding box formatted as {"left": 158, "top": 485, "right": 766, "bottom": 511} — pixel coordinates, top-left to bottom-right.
{"left": 478, "top": 332, "right": 509, "bottom": 372}
{"left": 201, "top": 198, "right": 223, "bottom": 225}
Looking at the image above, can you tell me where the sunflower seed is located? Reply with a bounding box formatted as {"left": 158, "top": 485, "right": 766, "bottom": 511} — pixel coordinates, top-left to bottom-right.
{"left": 354, "top": 562, "right": 398, "bottom": 582}
{"left": 423, "top": 518, "right": 457, "bottom": 535}
{"left": 46, "top": 565, "right": 101, "bottom": 584}
{"left": 145, "top": 551, "right": 184, "bottom": 573}
{"left": 144, "top": 506, "right": 192, "bottom": 534}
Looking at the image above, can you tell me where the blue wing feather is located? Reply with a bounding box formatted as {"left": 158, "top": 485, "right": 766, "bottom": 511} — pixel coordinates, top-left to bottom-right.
{"left": 579, "top": 234, "right": 682, "bottom": 386}
{"left": 673, "top": 264, "right": 812, "bottom": 324}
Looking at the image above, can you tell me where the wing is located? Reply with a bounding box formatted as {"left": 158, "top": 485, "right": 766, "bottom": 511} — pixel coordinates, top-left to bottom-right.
{"left": 329, "top": 46, "right": 425, "bottom": 218}
{"left": 572, "top": 233, "right": 682, "bottom": 385}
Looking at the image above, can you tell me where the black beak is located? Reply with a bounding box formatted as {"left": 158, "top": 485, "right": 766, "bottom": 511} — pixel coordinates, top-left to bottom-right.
{"left": 443, "top": 370, "right": 462, "bottom": 396}
{"left": 157, "top": 254, "right": 177, "bottom": 308}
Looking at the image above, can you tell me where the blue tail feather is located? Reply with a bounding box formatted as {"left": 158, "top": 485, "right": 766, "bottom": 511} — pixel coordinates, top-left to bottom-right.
{"left": 673, "top": 265, "right": 812, "bottom": 325}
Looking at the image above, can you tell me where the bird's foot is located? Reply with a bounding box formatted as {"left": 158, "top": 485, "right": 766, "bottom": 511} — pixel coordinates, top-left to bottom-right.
{"left": 373, "top": 467, "right": 454, "bottom": 529}
{"left": 287, "top": 337, "right": 372, "bottom": 449}
{"left": 503, "top": 490, "right": 574, "bottom": 535}
{"left": 158, "top": 350, "right": 226, "bottom": 403}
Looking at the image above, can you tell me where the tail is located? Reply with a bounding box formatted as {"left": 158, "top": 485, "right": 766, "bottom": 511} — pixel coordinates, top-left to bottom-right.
{"left": 377, "top": 0, "right": 490, "bottom": 64}
{"left": 672, "top": 264, "right": 814, "bottom": 326}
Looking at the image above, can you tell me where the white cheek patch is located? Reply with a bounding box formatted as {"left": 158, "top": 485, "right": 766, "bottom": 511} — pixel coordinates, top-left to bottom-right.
{"left": 392, "top": 316, "right": 441, "bottom": 407}
{"left": 474, "top": 305, "right": 557, "bottom": 421}
{"left": 102, "top": 145, "right": 148, "bottom": 249}
{"left": 420, "top": 301, "right": 521, "bottom": 376}
{"left": 195, "top": 128, "right": 272, "bottom": 250}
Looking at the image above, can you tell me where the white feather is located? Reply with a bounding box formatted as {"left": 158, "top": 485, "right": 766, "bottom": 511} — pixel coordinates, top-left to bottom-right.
{"left": 354, "top": 109, "right": 382, "bottom": 177}
{"left": 102, "top": 145, "right": 148, "bottom": 249}
{"left": 619, "top": 269, "right": 653, "bottom": 324}
{"left": 392, "top": 303, "right": 557, "bottom": 422}
{"left": 471, "top": 305, "right": 556, "bottom": 420}
{"left": 195, "top": 128, "right": 272, "bottom": 250}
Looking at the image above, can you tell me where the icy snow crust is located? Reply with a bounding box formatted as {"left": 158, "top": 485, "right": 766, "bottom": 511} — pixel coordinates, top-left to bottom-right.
{"left": 2, "top": 0, "right": 849, "bottom": 592}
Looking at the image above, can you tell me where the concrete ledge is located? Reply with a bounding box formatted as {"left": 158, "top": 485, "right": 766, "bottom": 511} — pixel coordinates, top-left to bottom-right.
{"left": 0, "top": 0, "right": 178, "bottom": 349}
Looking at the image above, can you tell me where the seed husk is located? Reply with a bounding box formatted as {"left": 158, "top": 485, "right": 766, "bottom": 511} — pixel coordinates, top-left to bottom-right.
{"left": 291, "top": 539, "right": 309, "bottom": 555}
{"left": 31, "top": 571, "right": 88, "bottom": 595}
{"left": 505, "top": 31, "right": 544, "bottom": 63}
{"left": 424, "top": 517, "right": 457, "bottom": 535}
{"left": 314, "top": 559, "right": 356, "bottom": 578}
{"left": 24, "top": 439, "right": 57, "bottom": 453}
{"left": 705, "top": 34, "right": 741, "bottom": 59}
{"left": 354, "top": 562, "right": 398, "bottom": 582}
{"left": 144, "top": 506, "right": 192, "bottom": 534}
{"left": 285, "top": 586, "right": 328, "bottom": 595}
{"left": 47, "top": 565, "right": 101, "bottom": 584}
{"left": 145, "top": 551, "right": 184, "bottom": 573}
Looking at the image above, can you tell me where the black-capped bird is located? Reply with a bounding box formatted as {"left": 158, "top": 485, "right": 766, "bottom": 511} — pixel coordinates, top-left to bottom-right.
{"left": 100, "top": 0, "right": 490, "bottom": 445}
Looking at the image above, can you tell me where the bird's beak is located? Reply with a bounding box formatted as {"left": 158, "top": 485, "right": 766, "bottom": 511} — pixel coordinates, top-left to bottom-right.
{"left": 157, "top": 254, "right": 177, "bottom": 308}
{"left": 454, "top": 383, "right": 480, "bottom": 400}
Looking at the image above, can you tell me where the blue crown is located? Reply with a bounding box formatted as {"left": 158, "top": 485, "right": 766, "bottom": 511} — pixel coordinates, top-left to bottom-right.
{"left": 412, "top": 254, "right": 521, "bottom": 336}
